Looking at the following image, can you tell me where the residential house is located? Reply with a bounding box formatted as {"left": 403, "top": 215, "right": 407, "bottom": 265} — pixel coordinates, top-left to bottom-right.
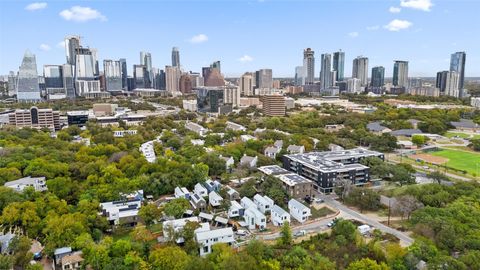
{"left": 226, "top": 121, "right": 247, "bottom": 132}
{"left": 240, "top": 197, "right": 256, "bottom": 210}
{"left": 194, "top": 183, "right": 208, "bottom": 198}
{"left": 219, "top": 155, "right": 235, "bottom": 171}
{"left": 288, "top": 199, "right": 311, "bottom": 223}
{"left": 240, "top": 134, "right": 256, "bottom": 142}
{"left": 240, "top": 155, "right": 258, "bottom": 168}
{"left": 390, "top": 129, "right": 423, "bottom": 137}
{"left": 190, "top": 193, "right": 207, "bottom": 211}
{"left": 54, "top": 247, "right": 72, "bottom": 266}
{"left": 225, "top": 186, "right": 240, "bottom": 201}
{"left": 253, "top": 194, "right": 274, "bottom": 214}
{"left": 271, "top": 205, "right": 291, "bottom": 226}
{"left": 243, "top": 207, "right": 267, "bottom": 230}
{"left": 0, "top": 233, "right": 15, "bottom": 254}
{"left": 450, "top": 119, "right": 478, "bottom": 132}
{"left": 199, "top": 212, "right": 214, "bottom": 223}
{"left": 174, "top": 187, "right": 191, "bottom": 199}
{"left": 209, "top": 191, "right": 223, "bottom": 207}
{"left": 287, "top": 145, "right": 305, "bottom": 154}
{"left": 264, "top": 146, "right": 281, "bottom": 159}
{"left": 185, "top": 122, "right": 209, "bottom": 137}
{"left": 162, "top": 217, "right": 205, "bottom": 243}
{"left": 228, "top": 201, "right": 244, "bottom": 218}
{"left": 204, "top": 179, "right": 222, "bottom": 193}
{"left": 325, "top": 124, "right": 345, "bottom": 132}
{"left": 196, "top": 228, "right": 235, "bottom": 256}
{"left": 60, "top": 251, "right": 84, "bottom": 270}
{"left": 4, "top": 176, "right": 47, "bottom": 192}
{"left": 367, "top": 122, "right": 391, "bottom": 134}
{"left": 274, "top": 140, "right": 283, "bottom": 148}
{"left": 99, "top": 199, "right": 142, "bottom": 226}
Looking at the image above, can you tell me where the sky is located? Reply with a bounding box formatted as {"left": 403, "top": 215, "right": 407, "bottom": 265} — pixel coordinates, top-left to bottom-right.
{"left": 0, "top": 0, "right": 479, "bottom": 78}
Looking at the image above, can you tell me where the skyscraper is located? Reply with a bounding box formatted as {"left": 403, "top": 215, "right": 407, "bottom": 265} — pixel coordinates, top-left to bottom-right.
{"left": 8, "top": 71, "right": 17, "bottom": 96}
{"left": 450, "top": 52, "right": 466, "bottom": 97}
{"left": 255, "top": 69, "right": 273, "bottom": 89}
{"left": 211, "top": 61, "right": 221, "bottom": 74}
{"left": 303, "top": 48, "right": 315, "bottom": 84}
{"left": 352, "top": 56, "right": 368, "bottom": 87}
{"left": 333, "top": 50, "right": 345, "bottom": 82}
{"left": 371, "top": 66, "right": 385, "bottom": 88}
{"left": 172, "top": 47, "right": 180, "bottom": 68}
{"left": 74, "top": 48, "right": 96, "bottom": 80}
{"left": 140, "top": 52, "right": 152, "bottom": 88}
{"left": 294, "top": 66, "right": 304, "bottom": 86}
{"left": 103, "top": 60, "right": 123, "bottom": 91}
{"left": 393, "top": 60, "right": 409, "bottom": 88}
{"left": 44, "top": 65, "right": 65, "bottom": 99}
{"left": 436, "top": 71, "right": 448, "bottom": 92}
{"left": 133, "top": 65, "right": 148, "bottom": 89}
{"left": 119, "top": 58, "right": 128, "bottom": 90}
{"left": 65, "top": 36, "right": 81, "bottom": 65}
{"left": 239, "top": 73, "right": 254, "bottom": 96}
{"left": 165, "top": 66, "right": 181, "bottom": 93}
{"left": 16, "top": 50, "right": 41, "bottom": 102}
{"left": 320, "top": 53, "right": 332, "bottom": 90}
{"left": 445, "top": 71, "right": 460, "bottom": 98}
{"left": 62, "top": 64, "right": 75, "bottom": 99}
{"left": 179, "top": 74, "right": 193, "bottom": 94}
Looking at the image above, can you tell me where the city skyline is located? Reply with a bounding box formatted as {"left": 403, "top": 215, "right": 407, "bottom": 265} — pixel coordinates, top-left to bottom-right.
{"left": 1, "top": 0, "right": 479, "bottom": 77}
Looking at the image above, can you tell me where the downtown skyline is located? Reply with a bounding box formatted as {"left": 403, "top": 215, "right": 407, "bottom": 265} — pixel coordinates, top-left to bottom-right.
{"left": 1, "top": 0, "right": 479, "bottom": 78}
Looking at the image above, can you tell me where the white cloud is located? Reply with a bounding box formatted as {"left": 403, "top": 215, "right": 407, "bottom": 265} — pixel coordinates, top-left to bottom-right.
{"left": 366, "top": 25, "right": 380, "bottom": 31}
{"left": 384, "top": 19, "right": 413, "bottom": 31}
{"left": 59, "top": 6, "right": 107, "bottom": 22}
{"left": 25, "top": 2, "right": 47, "bottom": 11}
{"left": 56, "top": 41, "right": 66, "bottom": 49}
{"left": 189, "top": 34, "right": 208, "bottom": 44}
{"left": 238, "top": 55, "right": 254, "bottom": 63}
{"left": 39, "top": 44, "right": 51, "bottom": 51}
{"left": 348, "top": 32, "right": 359, "bottom": 38}
{"left": 400, "top": 0, "right": 433, "bottom": 11}
{"left": 389, "top": 6, "right": 401, "bottom": 13}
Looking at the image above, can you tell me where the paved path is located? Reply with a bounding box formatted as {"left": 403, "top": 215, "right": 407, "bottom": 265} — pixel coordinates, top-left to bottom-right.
{"left": 322, "top": 197, "right": 414, "bottom": 246}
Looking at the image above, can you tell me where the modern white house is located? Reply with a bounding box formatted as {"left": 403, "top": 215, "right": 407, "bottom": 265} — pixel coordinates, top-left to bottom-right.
{"left": 253, "top": 194, "right": 274, "bottom": 214}
{"left": 190, "top": 193, "right": 207, "bottom": 211}
{"left": 228, "top": 201, "right": 244, "bottom": 218}
{"left": 185, "top": 122, "right": 209, "bottom": 137}
{"left": 139, "top": 141, "right": 156, "bottom": 163}
{"left": 240, "top": 197, "right": 256, "bottom": 210}
{"left": 194, "top": 183, "right": 208, "bottom": 198}
{"left": 271, "top": 205, "right": 291, "bottom": 226}
{"left": 244, "top": 207, "right": 267, "bottom": 230}
{"left": 162, "top": 217, "right": 205, "bottom": 243}
{"left": 240, "top": 134, "right": 257, "bottom": 142}
{"left": 288, "top": 199, "right": 311, "bottom": 223}
{"left": 264, "top": 146, "right": 281, "bottom": 159}
{"left": 240, "top": 155, "right": 258, "bottom": 168}
{"left": 113, "top": 130, "right": 138, "bottom": 137}
{"left": 100, "top": 199, "right": 142, "bottom": 226}
{"left": 208, "top": 191, "right": 223, "bottom": 207}
{"left": 196, "top": 227, "right": 235, "bottom": 256}
{"left": 287, "top": 145, "right": 305, "bottom": 154}
{"left": 4, "top": 176, "right": 47, "bottom": 192}
{"left": 219, "top": 155, "right": 235, "bottom": 171}
{"left": 174, "top": 187, "right": 190, "bottom": 199}
{"left": 226, "top": 121, "right": 247, "bottom": 132}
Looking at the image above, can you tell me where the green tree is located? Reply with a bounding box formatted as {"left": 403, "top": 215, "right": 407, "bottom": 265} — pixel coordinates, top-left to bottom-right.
{"left": 345, "top": 188, "right": 381, "bottom": 212}
{"left": 149, "top": 246, "right": 190, "bottom": 270}
{"left": 411, "top": 135, "right": 427, "bottom": 147}
{"left": 278, "top": 222, "right": 292, "bottom": 246}
{"left": 346, "top": 258, "right": 390, "bottom": 270}
{"left": 138, "top": 203, "right": 162, "bottom": 226}
{"left": 163, "top": 198, "right": 190, "bottom": 218}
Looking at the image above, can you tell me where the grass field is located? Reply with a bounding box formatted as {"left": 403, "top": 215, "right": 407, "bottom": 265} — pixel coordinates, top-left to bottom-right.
{"left": 445, "top": 132, "right": 480, "bottom": 140}
{"left": 430, "top": 148, "right": 480, "bottom": 175}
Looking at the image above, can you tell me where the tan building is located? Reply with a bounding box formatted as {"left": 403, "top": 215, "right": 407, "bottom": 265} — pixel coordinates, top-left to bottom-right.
{"left": 204, "top": 68, "right": 224, "bottom": 87}
{"left": 8, "top": 107, "right": 60, "bottom": 131}
{"left": 239, "top": 73, "right": 254, "bottom": 96}
{"left": 224, "top": 86, "right": 240, "bottom": 107}
{"left": 286, "top": 86, "right": 303, "bottom": 94}
{"left": 261, "top": 95, "right": 285, "bottom": 116}
{"left": 179, "top": 74, "right": 193, "bottom": 94}
{"left": 273, "top": 80, "right": 281, "bottom": 89}
{"left": 93, "top": 103, "right": 118, "bottom": 116}
{"left": 239, "top": 97, "right": 261, "bottom": 107}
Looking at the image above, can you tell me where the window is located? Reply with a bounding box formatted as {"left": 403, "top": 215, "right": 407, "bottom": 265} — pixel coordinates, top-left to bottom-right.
{"left": 203, "top": 246, "right": 209, "bottom": 253}
{"left": 213, "top": 238, "right": 218, "bottom": 242}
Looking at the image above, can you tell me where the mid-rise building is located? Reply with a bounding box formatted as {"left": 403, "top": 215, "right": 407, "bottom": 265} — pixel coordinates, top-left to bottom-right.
{"left": 333, "top": 50, "right": 345, "bottom": 82}
{"left": 352, "top": 56, "right": 369, "bottom": 87}
{"left": 8, "top": 107, "right": 60, "bottom": 131}
{"left": 347, "top": 78, "right": 362, "bottom": 93}
{"left": 303, "top": 48, "right": 315, "bottom": 84}
{"left": 256, "top": 69, "right": 273, "bottom": 89}
{"left": 223, "top": 85, "right": 240, "bottom": 107}
{"left": 165, "top": 66, "right": 181, "bottom": 94}
{"left": 393, "top": 60, "right": 409, "bottom": 88}
{"left": 44, "top": 65, "right": 66, "bottom": 99}
{"left": 16, "top": 50, "right": 41, "bottom": 102}
{"left": 179, "top": 74, "right": 193, "bottom": 94}
{"left": 239, "top": 73, "right": 254, "bottom": 96}
{"left": 261, "top": 95, "right": 285, "bottom": 116}
{"left": 371, "top": 66, "right": 385, "bottom": 88}
{"left": 450, "top": 51, "right": 466, "bottom": 97}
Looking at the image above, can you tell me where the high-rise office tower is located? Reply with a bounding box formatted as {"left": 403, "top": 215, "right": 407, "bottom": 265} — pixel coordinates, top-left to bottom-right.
{"left": 436, "top": 71, "right": 449, "bottom": 92}
{"left": 239, "top": 73, "right": 254, "bottom": 96}
{"left": 16, "top": 50, "right": 41, "bottom": 102}
{"left": 255, "top": 69, "right": 273, "bottom": 89}
{"left": 224, "top": 86, "right": 240, "bottom": 107}
{"left": 8, "top": 71, "right": 17, "bottom": 96}
{"left": 333, "top": 50, "right": 345, "bottom": 82}
{"left": 347, "top": 78, "right": 362, "bottom": 94}
{"left": 172, "top": 47, "right": 180, "bottom": 68}
{"left": 445, "top": 71, "right": 460, "bottom": 98}
{"left": 44, "top": 65, "right": 65, "bottom": 98}
{"left": 303, "top": 48, "right": 315, "bottom": 84}
{"left": 140, "top": 52, "right": 152, "bottom": 88}
{"left": 74, "top": 48, "right": 96, "bottom": 80}
{"left": 119, "top": 58, "right": 128, "bottom": 90}
{"left": 261, "top": 95, "right": 285, "bottom": 116}
{"left": 133, "top": 65, "right": 148, "bottom": 89}
{"left": 62, "top": 64, "right": 75, "bottom": 99}
{"left": 393, "top": 60, "right": 409, "bottom": 88}
{"left": 371, "top": 66, "right": 385, "bottom": 88}
{"left": 352, "top": 56, "right": 369, "bottom": 87}
{"left": 320, "top": 53, "right": 332, "bottom": 90}
{"left": 211, "top": 61, "right": 221, "bottom": 74}
{"left": 65, "top": 36, "right": 81, "bottom": 65}
{"left": 103, "top": 60, "right": 123, "bottom": 91}
{"left": 165, "top": 66, "right": 181, "bottom": 93}
{"left": 154, "top": 69, "right": 166, "bottom": 90}
{"left": 295, "top": 66, "right": 304, "bottom": 86}
{"left": 450, "top": 52, "right": 466, "bottom": 97}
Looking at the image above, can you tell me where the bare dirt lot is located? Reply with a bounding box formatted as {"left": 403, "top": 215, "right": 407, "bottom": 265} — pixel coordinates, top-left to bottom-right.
{"left": 409, "top": 153, "right": 449, "bottom": 165}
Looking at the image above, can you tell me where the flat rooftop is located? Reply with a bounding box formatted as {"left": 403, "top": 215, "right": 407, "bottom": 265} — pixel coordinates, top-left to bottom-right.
{"left": 276, "top": 173, "right": 313, "bottom": 186}
{"left": 258, "top": 165, "right": 290, "bottom": 175}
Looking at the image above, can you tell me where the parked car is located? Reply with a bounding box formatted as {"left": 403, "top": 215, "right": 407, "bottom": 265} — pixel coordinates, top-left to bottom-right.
{"left": 236, "top": 230, "right": 248, "bottom": 236}
{"left": 294, "top": 230, "right": 306, "bottom": 237}
{"left": 314, "top": 198, "right": 324, "bottom": 203}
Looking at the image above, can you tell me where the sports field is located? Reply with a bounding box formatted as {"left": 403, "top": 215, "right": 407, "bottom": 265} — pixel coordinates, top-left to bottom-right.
{"left": 430, "top": 148, "right": 480, "bottom": 175}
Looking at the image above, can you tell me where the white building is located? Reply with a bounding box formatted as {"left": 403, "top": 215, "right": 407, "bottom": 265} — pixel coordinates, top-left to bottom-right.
{"left": 185, "top": 122, "right": 208, "bottom": 137}
{"left": 226, "top": 121, "right": 246, "bottom": 132}
{"left": 196, "top": 227, "right": 234, "bottom": 256}
{"left": 288, "top": 199, "right": 311, "bottom": 223}
{"left": 162, "top": 217, "right": 203, "bottom": 243}
{"left": 287, "top": 145, "right": 305, "bottom": 154}
{"left": 240, "top": 155, "right": 258, "bottom": 168}
{"left": 240, "top": 197, "right": 256, "bottom": 210}
{"left": 100, "top": 199, "right": 141, "bottom": 226}
{"left": 347, "top": 78, "right": 362, "bottom": 94}
{"left": 139, "top": 141, "right": 156, "bottom": 163}
{"left": 253, "top": 194, "right": 274, "bottom": 214}
{"left": 219, "top": 155, "right": 235, "bottom": 171}
{"left": 244, "top": 207, "right": 267, "bottom": 230}
{"left": 113, "top": 130, "right": 137, "bottom": 137}
{"left": 174, "top": 187, "right": 190, "bottom": 199}
{"left": 182, "top": 99, "right": 197, "bottom": 112}
{"left": 228, "top": 201, "right": 244, "bottom": 218}
{"left": 271, "top": 205, "right": 291, "bottom": 226}
{"left": 194, "top": 183, "right": 208, "bottom": 198}
{"left": 471, "top": 97, "right": 480, "bottom": 108}
{"left": 224, "top": 86, "right": 241, "bottom": 107}
{"left": 264, "top": 146, "right": 281, "bottom": 159}
{"left": 4, "top": 176, "right": 47, "bottom": 192}
{"left": 208, "top": 191, "right": 223, "bottom": 207}
{"left": 240, "top": 134, "right": 256, "bottom": 142}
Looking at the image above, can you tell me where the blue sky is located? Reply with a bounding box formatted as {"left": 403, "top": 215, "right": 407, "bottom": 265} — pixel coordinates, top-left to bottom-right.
{"left": 1, "top": 0, "right": 479, "bottom": 77}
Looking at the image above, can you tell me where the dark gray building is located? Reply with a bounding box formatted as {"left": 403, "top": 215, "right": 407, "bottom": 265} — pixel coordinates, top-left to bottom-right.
{"left": 371, "top": 66, "right": 385, "bottom": 88}
{"left": 333, "top": 50, "right": 345, "bottom": 82}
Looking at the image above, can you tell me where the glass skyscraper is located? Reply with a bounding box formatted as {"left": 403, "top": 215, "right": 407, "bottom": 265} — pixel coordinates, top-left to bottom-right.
{"left": 172, "top": 47, "right": 180, "bottom": 68}
{"left": 303, "top": 48, "right": 315, "bottom": 85}
{"left": 103, "top": 60, "right": 123, "bottom": 91}
{"left": 450, "top": 52, "right": 466, "bottom": 98}
{"left": 371, "top": 66, "right": 385, "bottom": 88}
{"left": 16, "top": 50, "right": 41, "bottom": 102}
{"left": 320, "top": 53, "right": 332, "bottom": 90}
{"left": 333, "top": 50, "right": 345, "bottom": 82}
{"left": 393, "top": 60, "right": 409, "bottom": 88}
